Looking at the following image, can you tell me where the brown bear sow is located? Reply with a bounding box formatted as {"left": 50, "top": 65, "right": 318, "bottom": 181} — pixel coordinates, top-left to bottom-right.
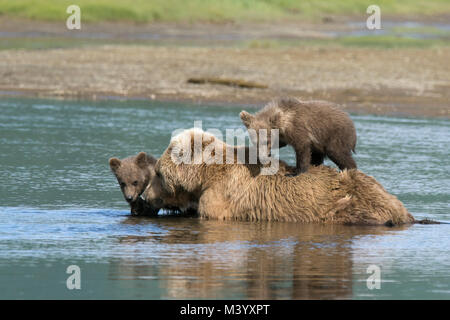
{"left": 144, "top": 136, "right": 297, "bottom": 213}
{"left": 109, "top": 152, "right": 158, "bottom": 215}
{"left": 240, "top": 97, "right": 357, "bottom": 174}
{"left": 142, "top": 173, "right": 199, "bottom": 214}
{"left": 155, "top": 129, "right": 414, "bottom": 225}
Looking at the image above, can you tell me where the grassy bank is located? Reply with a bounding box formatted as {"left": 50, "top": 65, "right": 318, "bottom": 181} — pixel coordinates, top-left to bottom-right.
{"left": 1, "top": 0, "right": 450, "bottom": 22}
{"left": 1, "top": 35, "right": 448, "bottom": 51}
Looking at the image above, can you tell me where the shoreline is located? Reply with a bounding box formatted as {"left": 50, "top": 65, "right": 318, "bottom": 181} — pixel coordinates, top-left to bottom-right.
{"left": 0, "top": 86, "right": 448, "bottom": 119}
{"left": 1, "top": 18, "right": 449, "bottom": 119}
{"left": 0, "top": 45, "right": 448, "bottom": 118}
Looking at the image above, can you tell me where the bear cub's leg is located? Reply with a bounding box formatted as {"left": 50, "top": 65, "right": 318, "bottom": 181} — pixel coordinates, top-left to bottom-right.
{"left": 293, "top": 144, "right": 312, "bottom": 175}
{"left": 311, "top": 151, "right": 325, "bottom": 166}
{"left": 327, "top": 149, "right": 357, "bottom": 170}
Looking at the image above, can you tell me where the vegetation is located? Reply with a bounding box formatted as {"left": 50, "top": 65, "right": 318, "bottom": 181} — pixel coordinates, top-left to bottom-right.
{"left": 1, "top": 35, "right": 448, "bottom": 51}
{"left": 0, "top": 0, "right": 449, "bottom": 23}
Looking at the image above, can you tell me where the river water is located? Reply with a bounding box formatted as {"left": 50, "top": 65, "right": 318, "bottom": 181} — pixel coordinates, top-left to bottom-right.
{"left": 0, "top": 97, "right": 448, "bottom": 299}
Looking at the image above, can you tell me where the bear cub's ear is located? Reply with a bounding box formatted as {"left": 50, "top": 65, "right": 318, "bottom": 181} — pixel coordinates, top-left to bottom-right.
{"left": 240, "top": 111, "right": 254, "bottom": 127}
{"left": 147, "top": 155, "right": 158, "bottom": 166}
{"left": 109, "top": 158, "right": 121, "bottom": 171}
{"left": 135, "top": 152, "right": 149, "bottom": 168}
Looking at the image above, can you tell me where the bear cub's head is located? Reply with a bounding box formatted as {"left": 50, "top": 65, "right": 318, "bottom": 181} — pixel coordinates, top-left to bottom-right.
{"left": 240, "top": 110, "right": 285, "bottom": 149}
{"left": 109, "top": 152, "right": 157, "bottom": 204}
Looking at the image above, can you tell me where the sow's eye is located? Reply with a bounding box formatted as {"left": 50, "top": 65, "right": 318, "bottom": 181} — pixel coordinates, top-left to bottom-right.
{"left": 120, "top": 182, "right": 126, "bottom": 188}
{"left": 132, "top": 181, "right": 138, "bottom": 186}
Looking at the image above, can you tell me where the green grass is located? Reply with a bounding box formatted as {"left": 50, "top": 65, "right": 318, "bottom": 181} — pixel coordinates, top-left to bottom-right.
{"left": 391, "top": 25, "right": 450, "bottom": 36}
{"left": 335, "top": 35, "right": 450, "bottom": 48}
{"left": 0, "top": 0, "right": 450, "bottom": 23}
{"left": 0, "top": 37, "right": 110, "bottom": 50}
{"left": 1, "top": 35, "right": 448, "bottom": 51}
{"left": 246, "top": 36, "right": 450, "bottom": 49}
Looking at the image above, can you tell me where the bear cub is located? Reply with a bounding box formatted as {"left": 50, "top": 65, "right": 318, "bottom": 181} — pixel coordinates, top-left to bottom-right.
{"left": 240, "top": 97, "right": 357, "bottom": 174}
{"left": 109, "top": 152, "right": 158, "bottom": 215}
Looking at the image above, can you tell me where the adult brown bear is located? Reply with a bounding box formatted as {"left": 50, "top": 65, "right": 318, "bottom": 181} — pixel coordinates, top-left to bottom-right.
{"left": 151, "top": 128, "right": 414, "bottom": 225}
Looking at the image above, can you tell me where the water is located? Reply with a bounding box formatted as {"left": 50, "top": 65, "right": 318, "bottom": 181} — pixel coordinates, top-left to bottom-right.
{"left": 0, "top": 97, "right": 449, "bottom": 299}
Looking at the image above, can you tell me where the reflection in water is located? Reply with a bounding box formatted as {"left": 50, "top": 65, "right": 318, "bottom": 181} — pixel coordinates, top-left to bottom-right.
{"left": 113, "top": 217, "right": 409, "bottom": 299}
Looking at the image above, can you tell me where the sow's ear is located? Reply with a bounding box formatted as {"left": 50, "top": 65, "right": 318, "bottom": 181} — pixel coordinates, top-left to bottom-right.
{"left": 240, "top": 111, "right": 254, "bottom": 127}
{"left": 109, "top": 158, "right": 121, "bottom": 171}
{"left": 270, "top": 111, "right": 282, "bottom": 126}
{"left": 135, "top": 152, "right": 149, "bottom": 169}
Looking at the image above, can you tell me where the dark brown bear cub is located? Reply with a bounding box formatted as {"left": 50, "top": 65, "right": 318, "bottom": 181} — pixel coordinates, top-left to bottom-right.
{"left": 240, "top": 97, "right": 357, "bottom": 174}
{"left": 109, "top": 152, "right": 158, "bottom": 215}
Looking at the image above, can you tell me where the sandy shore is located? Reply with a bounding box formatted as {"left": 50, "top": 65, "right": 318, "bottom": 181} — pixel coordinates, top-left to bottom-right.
{"left": 1, "top": 45, "right": 449, "bottom": 117}
{"left": 0, "top": 19, "right": 449, "bottom": 118}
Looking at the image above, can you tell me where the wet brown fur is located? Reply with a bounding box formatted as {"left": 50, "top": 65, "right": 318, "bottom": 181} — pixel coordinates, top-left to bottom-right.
{"left": 143, "top": 132, "right": 295, "bottom": 213}
{"left": 155, "top": 129, "right": 414, "bottom": 225}
{"left": 142, "top": 174, "right": 200, "bottom": 214}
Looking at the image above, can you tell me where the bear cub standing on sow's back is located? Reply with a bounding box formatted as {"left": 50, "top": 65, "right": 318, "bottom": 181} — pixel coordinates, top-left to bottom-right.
{"left": 109, "top": 152, "right": 157, "bottom": 215}
{"left": 240, "top": 97, "right": 357, "bottom": 175}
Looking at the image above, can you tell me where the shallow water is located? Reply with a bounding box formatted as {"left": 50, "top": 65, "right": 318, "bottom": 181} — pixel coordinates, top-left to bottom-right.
{"left": 0, "top": 97, "right": 449, "bottom": 299}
